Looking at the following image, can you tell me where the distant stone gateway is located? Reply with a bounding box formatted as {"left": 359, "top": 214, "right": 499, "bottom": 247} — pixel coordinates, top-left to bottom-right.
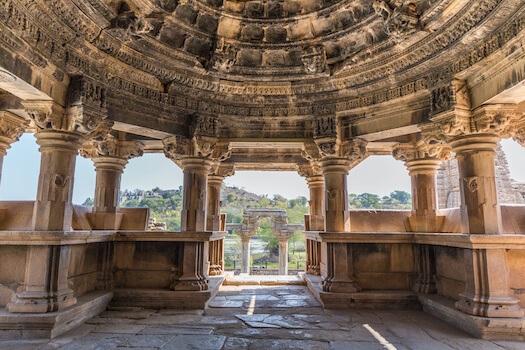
{"left": 0, "top": 0, "right": 524, "bottom": 342}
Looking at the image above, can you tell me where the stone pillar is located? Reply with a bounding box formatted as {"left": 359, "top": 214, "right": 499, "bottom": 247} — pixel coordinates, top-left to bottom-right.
{"left": 449, "top": 134, "right": 502, "bottom": 234}
{"left": 241, "top": 235, "right": 251, "bottom": 274}
{"left": 0, "top": 111, "right": 28, "bottom": 185}
{"left": 278, "top": 236, "right": 289, "bottom": 275}
{"left": 176, "top": 156, "right": 213, "bottom": 290}
{"left": 80, "top": 137, "right": 144, "bottom": 230}
{"left": 307, "top": 175, "right": 325, "bottom": 231}
{"left": 413, "top": 245, "right": 437, "bottom": 294}
{"left": 320, "top": 158, "right": 351, "bottom": 232}
{"left": 10, "top": 128, "right": 84, "bottom": 312}
{"left": 206, "top": 174, "right": 224, "bottom": 231}
{"left": 92, "top": 156, "right": 127, "bottom": 214}
{"left": 181, "top": 157, "right": 213, "bottom": 232}
{"left": 406, "top": 158, "right": 445, "bottom": 233}
{"left": 455, "top": 249, "right": 523, "bottom": 318}
{"left": 32, "top": 129, "right": 85, "bottom": 231}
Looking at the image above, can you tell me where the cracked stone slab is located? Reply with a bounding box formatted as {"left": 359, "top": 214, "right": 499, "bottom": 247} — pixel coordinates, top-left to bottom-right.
{"left": 162, "top": 334, "right": 226, "bottom": 350}
{"left": 139, "top": 325, "right": 214, "bottom": 335}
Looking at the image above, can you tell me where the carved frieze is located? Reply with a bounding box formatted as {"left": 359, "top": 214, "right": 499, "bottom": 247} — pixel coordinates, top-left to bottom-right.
{"left": 373, "top": 0, "right": 420, "bottom": 42}
{"left": 302, "top": 46, "right": 329, "bottom": 75}
{"left": 22, "top": 100, "right": 112, "bottom": 140}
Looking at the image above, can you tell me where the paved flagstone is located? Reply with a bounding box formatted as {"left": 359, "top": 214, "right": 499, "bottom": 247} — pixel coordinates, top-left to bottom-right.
{"left": 1, "top": 284, "right": 524, "bottom": 349}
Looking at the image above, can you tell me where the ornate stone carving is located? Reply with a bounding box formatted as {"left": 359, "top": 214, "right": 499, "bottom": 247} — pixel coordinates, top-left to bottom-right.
{"left": 80, "top": 135, "right": 144, "bottom": 160}
{"left": 164, "top": 135, "right": 230, "bottom": 162}
{"left": 0, "top": 111, "right": 29, "bottom": 143}
{"left": 23, "top": 99, "right": 111, "bottom": 140}
{"left": 302, "top": 46, "right": 329, "bottom": 75}
{"left": 373, "top": 0, "right": 420, "bottom": 41}
{"left": 210, "top": 163, "right": 235, "bottom": 177}
{"left": 296, "top": 163, "right": 321, "bottom": 178}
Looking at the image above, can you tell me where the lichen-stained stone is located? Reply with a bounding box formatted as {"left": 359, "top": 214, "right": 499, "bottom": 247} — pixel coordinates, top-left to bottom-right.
{"left": 175, "top": 4, "right": 198, "bottom": 25}
{"left": 300, "top": 0, "right": 322, "bottom": 12}
{"left": 245, "top": 1, "right": 265, "bottom": 18}
{"left": 268, "top": 2, "right": 284, "bottom": 18}
{"left": 241, "top": 25, "right": 265, "bottom": 42}
{"left": 196, "top": 14, "right": 219, "bottom": 35}
{"left": 311, "top": 17, "right": 332, "bottom": 36}
{"left": 283, "top": 1, "right": 302, "bottom": 15}
{"left": 324, "top": 41, "right": 341, "bottom": 59}
{"left": 263, "top": 50, "right": 287, "bottom": 67}
{"left": 157, "top": 0, "right": 179, "bottom": 13}
{"left": 159, "top": 26, "right": 186, "bottom": 48}
{"left": 223, "top": 0, "right": 245, "bottom": 13}
{"left": 289, "top": 19, "right": 312, "bottom": 40}
{"left": 266, "top": 25, "right": 288, "bottom": 43}
{"left": 206, "top": 0, "right": 224, "bottom": 8}
{"left": 217, "top": 18, "right": 241, "bottom": 39}
{"left": 184, "top": 37, "right": 211, "bottom": 58}
{"left": 236, "top": 49, "right": 262, "bottom": 67}
{"left": 331, "top": 10, "right": 354, "bottom": 30}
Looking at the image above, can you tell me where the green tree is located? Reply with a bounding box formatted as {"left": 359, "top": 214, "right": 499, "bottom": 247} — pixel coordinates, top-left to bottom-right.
{"left": 356, "top": 193, "right": 381, "bottom": 208}
{"left": 390, "top": 190, "right": 411, "bottom": 204}
{"left": 82, "top": 197, "right": 94, "bottom": 206}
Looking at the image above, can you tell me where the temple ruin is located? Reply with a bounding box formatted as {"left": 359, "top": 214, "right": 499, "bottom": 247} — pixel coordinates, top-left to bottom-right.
{"left": 0, "top": 0, "right": 525, "bottom": 344}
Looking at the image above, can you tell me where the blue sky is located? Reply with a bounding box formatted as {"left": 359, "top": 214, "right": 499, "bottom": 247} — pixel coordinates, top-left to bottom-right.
{"left": 1, "top": 134, "right": 524, "bottom": 204}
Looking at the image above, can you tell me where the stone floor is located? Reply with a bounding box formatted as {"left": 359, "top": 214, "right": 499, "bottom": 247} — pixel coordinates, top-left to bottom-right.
{"left": 2, "top": 285, "right": 525, "bottom": 350}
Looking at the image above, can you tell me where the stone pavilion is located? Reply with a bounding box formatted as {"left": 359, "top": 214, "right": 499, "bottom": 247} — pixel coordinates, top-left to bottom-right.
{"left": 0, "top": 0, "right": 524, "bottom": 343}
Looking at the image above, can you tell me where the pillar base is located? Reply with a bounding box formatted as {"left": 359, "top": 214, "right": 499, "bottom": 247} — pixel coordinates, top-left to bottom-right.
{"left": 8, "top": 290, "right": 77, "bottom": 313}
{"left": 322, "top": 277, "right": 361, "bottom": 293}
{"left": 455, "top": 294, "right": 524, "bottom": 318}
{"left": 172, "top": 276, "right": 209, "bottom": 291}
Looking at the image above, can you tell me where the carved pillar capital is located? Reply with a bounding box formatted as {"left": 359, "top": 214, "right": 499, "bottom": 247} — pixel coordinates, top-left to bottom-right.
{"left": 80, "top": 135, "right": 144, "bottom": 171}
{"left": 0, "top": 111, "right": 29, "bottom": 154}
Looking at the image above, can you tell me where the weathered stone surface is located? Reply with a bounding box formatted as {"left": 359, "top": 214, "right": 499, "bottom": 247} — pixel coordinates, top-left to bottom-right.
{"left": 266, "top": 25, "right": 288, "bottom": 43}
{"left": 175, "top": 4, "right": 198, "bottom": 25}
{"left": 237, "top": 49, "right": 263, "bottom": 67}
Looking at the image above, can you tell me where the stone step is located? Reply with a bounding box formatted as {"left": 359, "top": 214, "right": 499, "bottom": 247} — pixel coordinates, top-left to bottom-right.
{"left": 223, "top": 272, "right": 306, "bottom": 286}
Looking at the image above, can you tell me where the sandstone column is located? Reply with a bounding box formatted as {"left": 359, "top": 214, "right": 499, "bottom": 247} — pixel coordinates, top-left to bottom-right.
{"left": 0, "top": 111, "right": 28, "bottom": 185}
{"left": 278, "top": 236, "right": 289, "bottom": 275}
{"left": 164, "top": 130, "right": 231, "bottom": 291}
{"left": 207, "top": 164, "right": 234, "bottom": 276}
{"left": 430, "top": 98, "right": 524, "bottom": 317}
{"left": 320, "top": 158, "right": 351, "bottom": 232}
{"left": 449, "top": 134, "right": 502, "bottom": 234}
{"left": 9, "top": 96, "right": 110, "bottom": 313}
{"left": 305, "top": 137, "right": 366, "bottom": 293}
{"left": 240, "top": 234, "right": 251, "bottom": 274}
{"left": 81, "top": 136, "right": 144, "bottom": 229}
{"left": 393, "top": 141, "right": 450, "bottom": 233}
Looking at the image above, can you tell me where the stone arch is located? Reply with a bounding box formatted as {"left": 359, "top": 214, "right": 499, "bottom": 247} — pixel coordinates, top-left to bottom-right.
{"left": 227, "top": 208, "right": 303, "bottom": 275}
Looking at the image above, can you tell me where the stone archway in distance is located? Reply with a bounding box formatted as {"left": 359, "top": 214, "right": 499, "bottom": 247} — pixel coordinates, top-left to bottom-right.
{"left": 227, "top": 209, "right": 303, "bottom": 275}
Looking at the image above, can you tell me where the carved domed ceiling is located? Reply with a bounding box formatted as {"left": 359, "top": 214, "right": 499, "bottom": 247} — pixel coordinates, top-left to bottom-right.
{"left": 0, "top": 0, "right": 524, "bottom": 139}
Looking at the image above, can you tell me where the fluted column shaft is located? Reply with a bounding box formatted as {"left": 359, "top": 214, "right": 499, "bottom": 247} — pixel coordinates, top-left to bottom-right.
{"left": 307, "top": 175, "right": 325, "bottom": 231}
{"left": 92, "top": 157, "right": 128, "bottom": 214}
{"left": 206, "top": 175, "right": 224, "bottom": 231}
{"left": 320, "top": 158, "right": 351, "bottom": 232}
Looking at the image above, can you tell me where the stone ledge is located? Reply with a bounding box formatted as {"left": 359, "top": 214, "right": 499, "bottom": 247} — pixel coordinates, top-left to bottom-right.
{"left": 419, "top": 294, "right": 525, "bottom": 341}
{"left": 0, "top": 291, "right": 112, "bottom": 339}
{"left": 111, "top": 275, "right": 225, "bottom": 309}
{"left": 304, "top": 274, "right": 419, "bottom": 309}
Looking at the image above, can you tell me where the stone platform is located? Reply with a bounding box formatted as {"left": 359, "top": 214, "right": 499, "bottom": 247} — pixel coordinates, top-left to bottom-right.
{"left": 0, "top": 291, "right": 112, "bottom": 339}
{"left": 111, "top": 275, "right": 225, "bottom": 309}
{"left": 304, "top": 274, "right": 419, "bottom": 310}
{"left": 420, "top": 294, "right": 525, "bottom": 341}
{"left": 2, "top": 285, "right": 524, "bottom": 349}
